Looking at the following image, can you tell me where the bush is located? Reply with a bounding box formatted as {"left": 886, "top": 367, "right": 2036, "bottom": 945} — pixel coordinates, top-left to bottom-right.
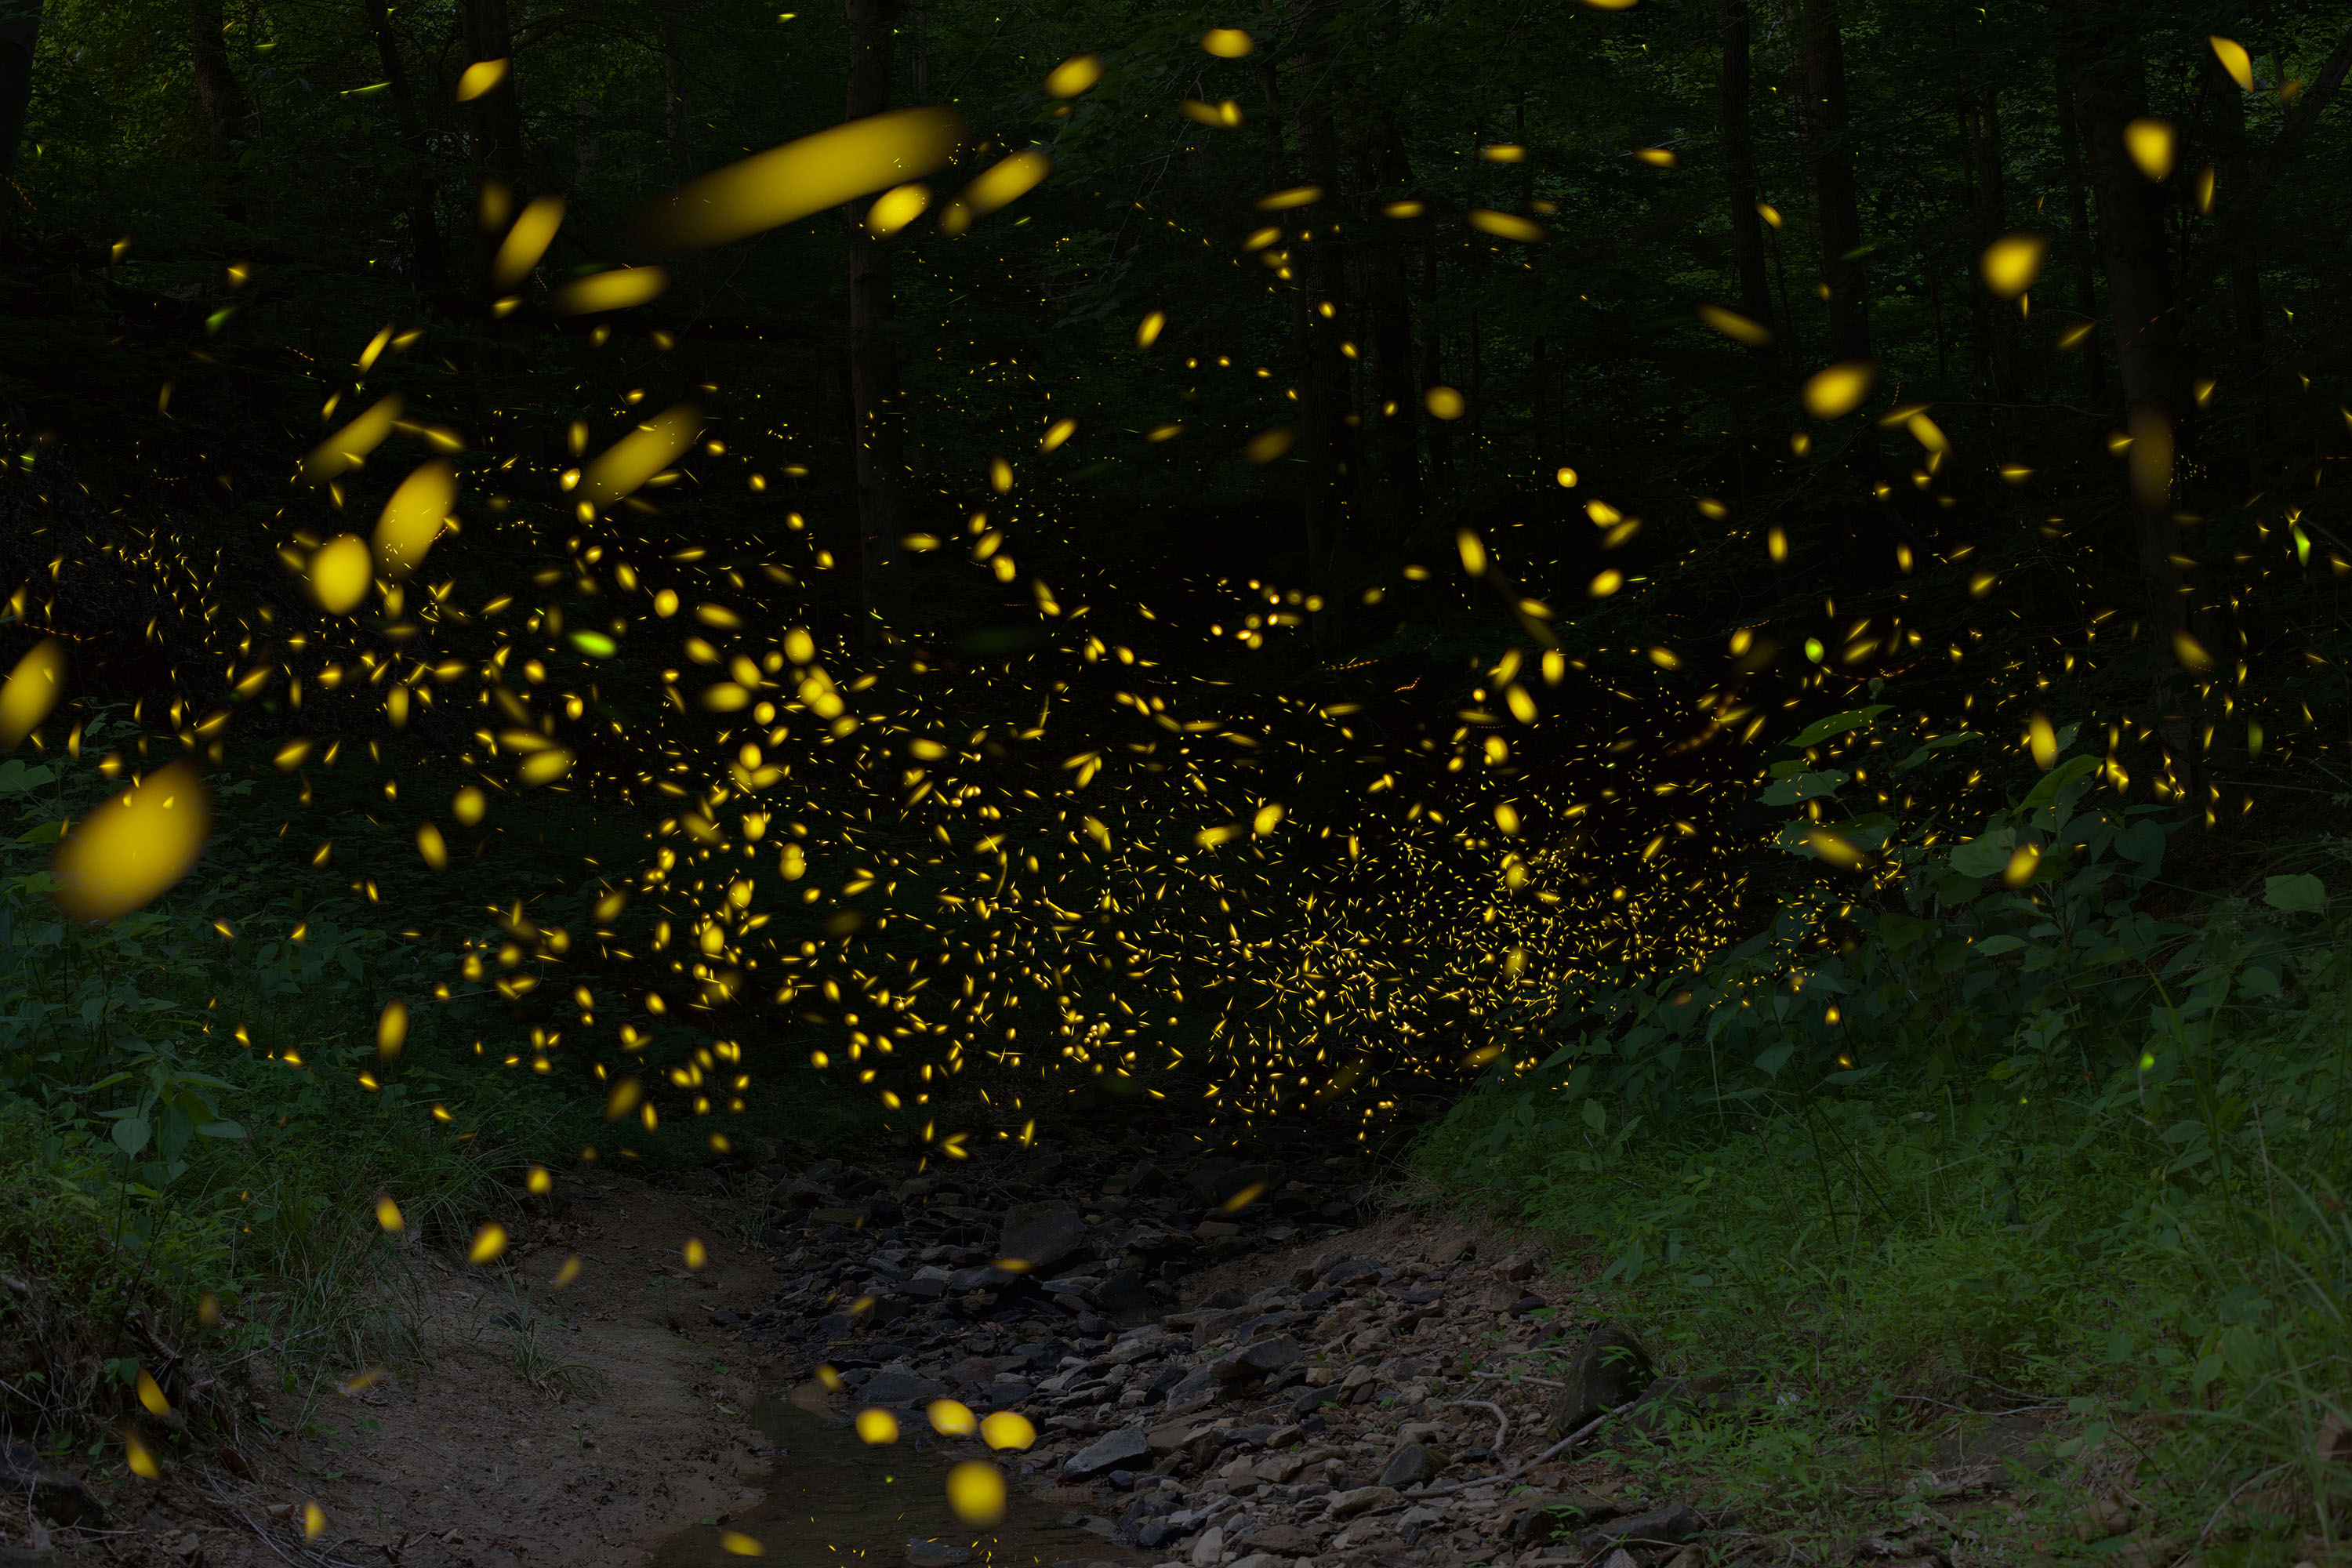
{"left": 1416, "top": 710, "right": 2352, "bottom": 1546}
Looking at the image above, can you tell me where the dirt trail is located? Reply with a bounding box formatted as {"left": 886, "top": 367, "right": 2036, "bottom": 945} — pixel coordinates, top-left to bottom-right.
{"left": 4, "top": 1173, "right": 780, "bottom": 1568}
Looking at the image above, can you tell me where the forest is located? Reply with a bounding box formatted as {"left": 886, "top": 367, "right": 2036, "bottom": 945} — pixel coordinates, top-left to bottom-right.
{"left": 2, "top": 0, "right": 2352, "bottom": 1562}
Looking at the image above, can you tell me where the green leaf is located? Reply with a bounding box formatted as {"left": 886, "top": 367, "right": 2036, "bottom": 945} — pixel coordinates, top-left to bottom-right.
{"left": 1754, "top": 1044, "right": 1795, "bottom": 1077}
{"left": 1949, "top": 829, "right": 2015, "bottom": 879}
{"left": 111, "top": 1116, "right": 151, "bottom": 1157}
{"left": 1973, "top": 935, "right": 2027, "bottom": 956}
{"left": 1579, "top": 1098, "right": 1607, "bottom": 1134}
{"left": 2263, "top": 873, "right": 2325, "bottom": 914}
{"left": 196, "top": 1120, "right": 247, "bottom": 1139}
{"left": 16, "top": 819, "right": 65, "bottom": 845}
{"left": 2020, "top": 753, "right": 2100, "bottom": 810}
{"left": 1786, "top": 705, "right": 1889, "bottom": 750}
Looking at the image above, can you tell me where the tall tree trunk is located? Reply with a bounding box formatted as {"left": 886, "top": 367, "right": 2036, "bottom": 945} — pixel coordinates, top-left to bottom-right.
{"left": 1719, "top": 0, "right": 1777, "bottom": 356}
{"left": 1361, "top": 129, "right": 1421, "bottom": 532}
{"left": 659, "top": 5, "right": 690, "bottom": 183}
{"left": 363, "top": 0, "right": 446, "bottom": 295}
{"left": 1798, "top": 0, "right": 1869, "bottom": 362}
{"left": 1417, "top": 234, "right": 1451, "bottom": 487}
{"left": 0, "top": 0, "right": 39, "bottom": 181}
{"left": 1530, "top": 335, "right": 1548, "bottom": 469}
{"left": 459, "top": 0, "right": 524, "bottom": 187}
{"left": 844, "top": 0, "right": 904, "bottom": 641}
{"left": 2070, "top": 0, "right": 2198, "bottom": 802}
{"left": 1962, "top": 80, "right": 2020, "bottom": 401}
{"left": 2205, "top": 46, "right": 2265, "bottom": 492}
{"left": 187, "top": 0, "right": 251, "bottom": 220}
{"left": 2055, "top": 57, "right": 2107, "bottom": 406}
{"left": 909, "top": 2, "right": 927, "bottom": 100}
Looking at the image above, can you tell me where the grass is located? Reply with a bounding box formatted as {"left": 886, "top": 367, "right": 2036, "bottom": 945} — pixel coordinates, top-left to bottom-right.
{"left": 1413, "top": 752, "right": 2352, "bottom": 1563}
{"left": 0, "top": 719, "right": 888, "bottom": 1468}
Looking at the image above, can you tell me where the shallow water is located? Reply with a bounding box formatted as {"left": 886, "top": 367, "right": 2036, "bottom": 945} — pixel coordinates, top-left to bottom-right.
{"left": 651, "top": 1384, "right": 1148, "bottom": 1568}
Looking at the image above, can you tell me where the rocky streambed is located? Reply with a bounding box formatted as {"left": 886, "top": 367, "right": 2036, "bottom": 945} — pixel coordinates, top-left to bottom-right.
{"left": 684, "top": 1127, "right": 1809, "bottom": 1568}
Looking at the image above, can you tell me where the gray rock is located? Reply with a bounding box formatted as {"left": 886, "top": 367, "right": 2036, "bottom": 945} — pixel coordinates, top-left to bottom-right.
{"left": 998, "top": 1201, "right": 1092, "bottom": 1274}
{"left": 1208, "top": 1334, "right": 1300, "bottom": 1382}
{"left": 1189, "top": 1525, "right": 1225, "bottom": 1568}
{"left": 1065, "top": 1426, "right": 1152, "bottom": 1479}
{"left": 1094, "top": 1269, "right": 1156, "bottom": 1320}
{"left": 1325, "top": 1485, "right": 1400, "bottom": 1520}
{"left": 1377, "top": 1442, "right": 1441, "bottom": 1489}
{"left": 905, "top": 1541, "right": 973, "bottom": 1568}
{"left": 1240, "top": 1523, "right": 1316, "bottom": 1554}
{"left": 862, "top": 1369, "right": 951, "bottom": 1406}
{"left": 1230, "top": 1554, "right": 1283, "bottom": 1568}
{"left": 1508, "top": 1490, "right": 1624, "bottom": 1542}
{"left": 985, "top": 1376, "right": 1034, "bottom": 1406}
{"left": 1163, "top": 1366, "right": 1219, "bottom": 1416}
{"left": 0, "top": 1442, "right": 103, "bottom": 1527}
{"left": 1544, "top": 1324, "right": 1655, "bottom": 1440}
{"left": 1575, "top": 1501, "right": 1703, "bottom": 1552}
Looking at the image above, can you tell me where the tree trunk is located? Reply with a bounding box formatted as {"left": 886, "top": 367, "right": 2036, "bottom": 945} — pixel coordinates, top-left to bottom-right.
{"left": 1965, "top": 82, "right": 2019, "bottom": 400}
{"left": 909, "top": 2, "right": 927, "bottom": 100}
{"left": 2071, "top": 6, "right": 2192, "bottom": 688}
{"left": 0, "top": 0, "right": 39, "bottom": 181}
{"left": 459, "top": 0, "right": 524, "bottom": 187}
{"left": 2055, "top": 57, "right": 2107, "bottom": 406}
{"left": 363, "top": 0, "right": 447, "bottom": 295}
{"left": 1362, "top": 129, "right": 1421, "bottom": 532}
{"left": 1417, "top": 234, "right": 1451, "bottom": 487}
{"left": 187, "top": 0, "right": 252, "bottom": 220}
{"left": 1719, "top": 0, "right": 1777, "bottom": 356}
{"left": 1798, "top": 0, "right": 1869, "bottom": 362}
{"left": 660, "top": 5, "right": 690, "bottom": 183}
{"left": 844, "top": 0, "right": 904, "bottom": 640}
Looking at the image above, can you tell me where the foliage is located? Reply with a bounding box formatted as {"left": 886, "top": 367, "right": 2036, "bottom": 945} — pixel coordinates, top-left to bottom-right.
{"left": 1419, "top": 719, "right": 2352, "bottom": 1548}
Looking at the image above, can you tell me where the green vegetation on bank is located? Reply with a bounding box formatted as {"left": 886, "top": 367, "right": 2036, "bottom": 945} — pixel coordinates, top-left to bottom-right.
{"left": 1417, "top": 713, "right": 2351, "bottom": 1556}
{"left": 0, "top": 717, "right": 883, "bottom": 1465}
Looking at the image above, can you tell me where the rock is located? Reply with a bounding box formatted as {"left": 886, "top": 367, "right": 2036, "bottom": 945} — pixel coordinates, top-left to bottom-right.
{"left": 986, "top": 1376, "right": 1034, "bottom": 1406}
{"left": 862, "top": 1369, "right": 951, "bottom": 1406}
{"left": 1000, "top": 1202, "right": 1092, "bottom": 1274}
{"left": 1377, "top": 1442, "right": 1440, "bottom": 1489}
{"left": 1230, "top": 1555, "right": 1282, "bottom": 1568}
{"left": 906, "top": 1541, "right": 973, "bottom": 1568}
{"left": 2072, "top": 1496, "right": 2132, "bottom": 1541}
{"left": 1189, "top": 1526, "right": 1225, "bottom": 1568}
{"left": 1544, "top": 1325, "right": 1655, "bottom": 1439}
{"left": 1508, "top": 1490, "right": 1624, "bottom": 1542}
{"left": 1323, "top": 1258, "right": 1382, "bottom": 1289}
{"left": 0, "top": 1442, "right": 103, "bottom": 1527}
{"left": 1066, "top": 1427, "right": 1153, "bottom": 1479}
{"left": 1242, "top": 1525, "right": 1316, "bottom": 1555}
{"left": 1095, "top": 1270, "right": 1156, "bottom": 1321}
{"left": 1326, "top": 1485, "right": 1401, "bottom": 1520}
{"left": 1163, "top": 1367, "right": 1218, "bottom": 1416}
{"left": 1209, "top": 1335, "right": 1300, "bottom": 1382}
{"left": 1596, "top": 1550, "right": 1644, "bottom": 1568}
{"left": 0, "top": 1549, "right": 53, "bottom": 1568}
{"left": 1495, "top": 1257, "right": 1536, "bottom": 1282}
{"left": 1575, "top": 1501, "right": 1703, "bottom": 1552}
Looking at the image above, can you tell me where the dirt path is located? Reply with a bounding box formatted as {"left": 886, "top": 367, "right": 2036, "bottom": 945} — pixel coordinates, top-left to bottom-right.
{"left": 5, "top": 1174, "right": 781, "bottom": 1568}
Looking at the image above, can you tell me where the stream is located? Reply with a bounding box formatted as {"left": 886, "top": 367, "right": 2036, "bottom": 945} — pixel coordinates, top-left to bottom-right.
{"left": 652, "top": 1383, "right": 1149, "bottom": 1568}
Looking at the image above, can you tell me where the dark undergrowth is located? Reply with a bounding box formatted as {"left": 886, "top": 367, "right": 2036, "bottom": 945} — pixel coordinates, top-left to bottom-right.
{"left": 1416, "top": 710, "right": 2352, "bottom": 1564}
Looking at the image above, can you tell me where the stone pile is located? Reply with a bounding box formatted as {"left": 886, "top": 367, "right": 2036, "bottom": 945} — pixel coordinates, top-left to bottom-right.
{"left": 717, "top": 1134, "right": 1728, "bottom": 1568}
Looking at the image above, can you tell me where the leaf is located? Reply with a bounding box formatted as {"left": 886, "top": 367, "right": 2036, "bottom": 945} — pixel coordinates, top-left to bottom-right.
{"left": 2237, "top": 966, "right": 2281, "bottom": 999}
{"left": 111, "top": 1116, "right": 151, "bottom": 1157}
{"left": 2263, "top": 873, "right": 2325, "bottom": 914}
{"left": 1579, "top": 1098, "right": 1607, "bottom": 1134}
{"left": 1754, "top": 1044, "right": 1795, "bottom": 1078}
{"left": 2020, "top": 753, "right": 2099, "bottom": 809}
{"left": 1973, "top": 935, "right": 2026, "bottom": 956}
{"left": 1949, "top": 829, "right": 2015, "bottom": 879}
{"left": 1787, "top": 706, "right": 1889, "bottom": 749}
{"left": 196, "top": 1120, "right": 246, "bottom": 1139}
{"left": 1759, "top": 770, "right": 1847, "bottom": 806}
